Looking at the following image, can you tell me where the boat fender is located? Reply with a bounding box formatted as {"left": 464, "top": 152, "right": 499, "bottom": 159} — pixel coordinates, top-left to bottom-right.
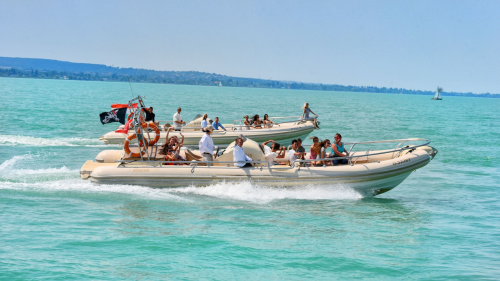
{"left": 123, "top": 134, "right": 146, "bottom": 158}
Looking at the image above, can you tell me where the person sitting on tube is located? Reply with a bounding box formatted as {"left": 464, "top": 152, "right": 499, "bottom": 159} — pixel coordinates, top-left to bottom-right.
{"left": 212, "top": 117, "right": 226, "bottom": 131}
{"left": 253, "top": 115, "right": 263, "bottom": 129}
{"left": 233, "top": 137, "right": 253, "bottom": 168}
{"left": 331, "top": 133, "right": 349, "bottom": 165}
{"left": 243, "top": 115, "right": 251, "bottom": 130}
{"left": 262, "top": 140, "right": 286, "bottom": 166}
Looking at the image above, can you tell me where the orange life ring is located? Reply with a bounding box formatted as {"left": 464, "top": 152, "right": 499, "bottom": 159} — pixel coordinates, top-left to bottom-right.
{"left": 141, "top": 122, "right": 160, "bottom": 146}
{"left": 123, "top": 134, "right": 146, "bottom": 158}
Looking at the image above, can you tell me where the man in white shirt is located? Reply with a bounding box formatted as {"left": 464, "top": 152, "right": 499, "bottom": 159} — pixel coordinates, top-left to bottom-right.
{"left": 199, "top": 125, "right": 217, "bottom": 166}
{"left": 262, "top": 140, "right": 285, "bottom": 166}
{"left": 173, "top": 107, "right": 185, "bottom": 131}
{"left": 288, "top": 139, "right": 301, "bottom": 166}
{"left": 233, "top": 137, "right": 253, "bottom": 168}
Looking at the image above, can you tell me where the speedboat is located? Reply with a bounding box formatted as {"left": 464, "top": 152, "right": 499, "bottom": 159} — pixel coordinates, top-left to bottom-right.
{"left": 82, "top": 133, "right": 438, "bottom": 197}
{"left": 99, "top": 114, "right": 317, "bottom": 145}
{"left": 99, "top": 96, "right": 318, "bottom": 145}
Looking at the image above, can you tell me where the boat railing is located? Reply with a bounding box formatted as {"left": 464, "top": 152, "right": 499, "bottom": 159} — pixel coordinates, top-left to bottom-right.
{"left": 232, "top": 116, "right": 315, "bottom": 129}
{"left": 232, "top": 116, "right": 302, "bottom": 125}
{"left": 287, "top": 138, "right": 429, "bottom": 150}
{"left": 118, "top": 137, "right": 430, "bottom": 169}
{"left": 127, "top": 116, "right": 315, "bottom": 133}
{"left": 138, "top": 121, "right": 308, "bottom": 133}
{"left": 292, "top": 138, "right": 430, "bottom": 167}
{"left": 115, "top": 159, "right": 272, "bottom": 171}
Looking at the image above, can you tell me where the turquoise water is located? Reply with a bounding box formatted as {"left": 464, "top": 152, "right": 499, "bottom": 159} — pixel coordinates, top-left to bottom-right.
{"left": 1, "top": 77, "right": 499, "bottom": 280}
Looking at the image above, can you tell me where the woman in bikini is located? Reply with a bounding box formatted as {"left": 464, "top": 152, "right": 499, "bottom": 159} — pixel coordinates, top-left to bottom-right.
{"left": 309, "top": 136, "right": 321, "bottom": 165}
{"left": 253, "top": 115, "right": 263, "bottom": 129}
{"left": 263, "top": 114, "right": 274, "bottom": 128}
{"left": 243, "top": 115, "right": 251, "bottom": 130}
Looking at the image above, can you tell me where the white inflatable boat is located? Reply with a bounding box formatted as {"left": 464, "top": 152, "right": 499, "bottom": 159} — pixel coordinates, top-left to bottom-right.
{"left": 81, "top": 137, "right": 438, "bottom": 197}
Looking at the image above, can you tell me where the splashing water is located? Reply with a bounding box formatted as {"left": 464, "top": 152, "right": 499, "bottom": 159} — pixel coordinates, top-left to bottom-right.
{"left": 169, "top": 181, "right": 363, "bottom": 203}
{"left": 0, "top": 134, "right": 118, "bottom": 147}
{"left": 0, "top": 154, "right": 362, "bottom": 203}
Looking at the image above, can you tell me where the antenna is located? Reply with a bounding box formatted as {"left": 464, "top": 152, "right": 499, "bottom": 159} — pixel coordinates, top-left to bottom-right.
{"left": 127, "top": 77, "right": 134, "bottom": 98}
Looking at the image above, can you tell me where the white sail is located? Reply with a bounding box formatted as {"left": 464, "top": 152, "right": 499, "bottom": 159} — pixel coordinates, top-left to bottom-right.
{"left": 433, "top": 87, "right": 443, "bottom": 100}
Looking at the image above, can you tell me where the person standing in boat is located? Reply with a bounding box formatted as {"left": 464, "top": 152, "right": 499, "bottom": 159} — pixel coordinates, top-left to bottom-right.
{"left": 212, "top": 117, "right": 227, "bottom": 131}
{"left": 233, "top": 137, "right": 253, "bottom": 168}
{"left": 144, "top": 107, "right": 155, "bottom": 122}
{"left": 199, "top": 125, "right": 217, "bottom": 166}
{"left": 201, "top": 113, "right": 209, "bottom": 132}
{"left": 173, "top": 107, "right": 185, "bottom": 131}
{"left": 301, "top": 102, "right": 319, "bottom": 129}
{"left": 332, "top": 133, "right": 349, "bottom": 165}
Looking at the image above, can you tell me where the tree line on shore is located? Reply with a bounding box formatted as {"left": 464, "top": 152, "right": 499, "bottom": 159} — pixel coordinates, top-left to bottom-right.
{"left": 0, "top": 64, "right": 497, "bottom": 99}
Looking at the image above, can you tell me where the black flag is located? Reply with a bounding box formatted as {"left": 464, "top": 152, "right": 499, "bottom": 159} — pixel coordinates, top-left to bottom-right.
{"left": 99, "top": 108, "right": 127, "bottom": 125}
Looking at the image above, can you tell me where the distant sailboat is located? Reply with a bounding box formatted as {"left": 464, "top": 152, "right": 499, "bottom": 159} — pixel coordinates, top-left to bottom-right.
{"left": 219, "top": 81, "right": 222, "bottom": 87}
{"left": 432, "top": 87, "right": 443, "bottom": 100}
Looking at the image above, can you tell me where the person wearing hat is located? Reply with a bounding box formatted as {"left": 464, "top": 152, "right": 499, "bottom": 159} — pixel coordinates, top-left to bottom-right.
{"left": 199, "top": 125, "right": 217, "bottom": 166}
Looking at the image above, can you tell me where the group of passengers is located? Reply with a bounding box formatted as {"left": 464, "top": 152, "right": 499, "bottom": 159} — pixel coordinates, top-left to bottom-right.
{"left": 160, "top": 127, "right": 349, "bottom": 167}
{"left": 308, "top": 133, "right": 349, "bottom": 166}
{"left": 145, "top": 102, "right": 318, "bottom": 132}
{"left": 201, "top": 114, "right": 227, "bottom": 132}
{"left": 276, "top": 134, "right": 349, "bottom": 167}
{"left": 154, "top": 102, "right": 326, "bottom": 166}
{"left": 242, "top": 114, "right": 274, "bottom": 130}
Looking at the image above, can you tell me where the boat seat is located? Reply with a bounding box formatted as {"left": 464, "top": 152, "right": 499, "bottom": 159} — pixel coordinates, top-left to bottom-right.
{"left": 162, "top": 123, "right": 172, "bottom": 131}
{"left": 185, "top": 148, "right": 207, "bottom": 166}
{"left": 123, "top": 146, "right": 166, "bottom": 161}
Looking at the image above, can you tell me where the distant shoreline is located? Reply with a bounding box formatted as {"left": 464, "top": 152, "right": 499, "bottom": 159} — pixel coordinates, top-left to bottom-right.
{"left": 4, "top": 76, "right": 499, "bottom": 100}
{"left": 0, "top": 56, "right": 498, "bottom": 98}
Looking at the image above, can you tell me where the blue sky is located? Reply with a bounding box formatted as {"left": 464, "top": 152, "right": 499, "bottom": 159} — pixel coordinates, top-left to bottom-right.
{"left": 1, "top": 0, "right": 499, "bottom": 93}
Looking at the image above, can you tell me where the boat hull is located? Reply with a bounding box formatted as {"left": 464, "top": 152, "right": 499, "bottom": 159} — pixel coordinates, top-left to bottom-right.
{"left": 100, "top": 122, "right": 316, "bottom": 145}
{"left": 87, "top": 150, "right": 431, "bottom": 197}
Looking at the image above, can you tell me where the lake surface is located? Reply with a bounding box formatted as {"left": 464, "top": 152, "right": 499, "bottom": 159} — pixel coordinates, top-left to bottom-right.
{"left": 1, "top": 77, "right": 499, "bottom": 280}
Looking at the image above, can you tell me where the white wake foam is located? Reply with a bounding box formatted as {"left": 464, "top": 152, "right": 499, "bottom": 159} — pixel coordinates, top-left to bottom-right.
{"left": 0, "top": 153, "right": 78, "bottom": 183}
{"left": 169, "top": 181, "right": 363, "bottom": 203}
{"left": 0, "top": 134, "right": 118, "bottom": 147}
{"left": 0, "top": 179, "right": 188, "bottom": 202}
{"left": 1, "top": 154, "right": 362, "bottom": 203}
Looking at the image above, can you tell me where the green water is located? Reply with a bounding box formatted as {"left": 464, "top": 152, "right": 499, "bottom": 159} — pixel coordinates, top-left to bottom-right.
{"left": 1, "top": 78, "right": 499, "bottom": 280}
